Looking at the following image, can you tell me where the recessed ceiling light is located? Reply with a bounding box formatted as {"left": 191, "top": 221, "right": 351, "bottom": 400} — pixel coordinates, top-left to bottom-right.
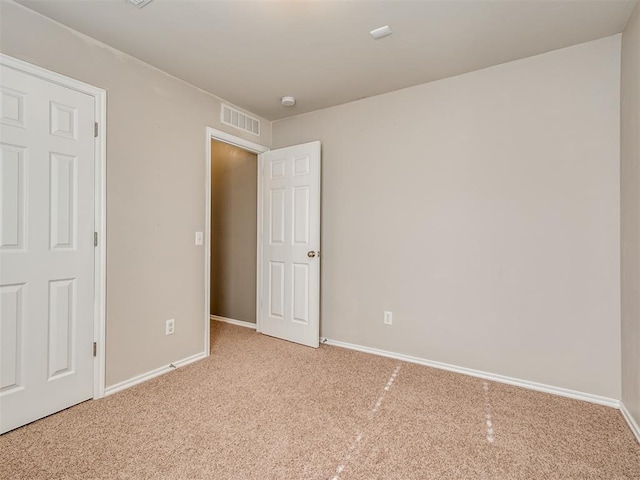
{"left": 125, "top": 0, "right": 154, "bottom": 8}
{"left": 281, "top": 96, "right": 296, "bottom": 107}
{"left": 370, "top": 25, "right": 392, "bottom": 40}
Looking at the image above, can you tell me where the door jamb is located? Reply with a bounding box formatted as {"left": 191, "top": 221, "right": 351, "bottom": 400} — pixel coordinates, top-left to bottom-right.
{"left": 204, "top": 127, "right": 269, "bottom": 355}
{"left": 0, "top": 54, "right": 108, "bottom": 399}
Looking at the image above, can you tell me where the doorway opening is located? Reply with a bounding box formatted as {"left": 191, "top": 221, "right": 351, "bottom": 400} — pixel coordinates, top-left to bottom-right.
{"left": 204, "top": 128, "right": 269, "bottom": 355}
{"left": 210, "top": 140, "right": 257, "bottom": 325}
{"left": 204, "top": 128, "right": 322, "bottom": 354}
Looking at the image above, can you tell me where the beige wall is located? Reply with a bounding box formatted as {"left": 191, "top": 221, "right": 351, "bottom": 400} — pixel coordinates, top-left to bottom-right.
{"left": 210, "top": 140, "right": 257, "bottom": 323}
{"left": 621, "top": 4, "right": 640, "bottom": 425}
{"left": 0, "top": 0, "right": 626, "bottom": 401}
{"left": 274, "top": 36, "right": 622, "bottom": 398}
{"left": 0, "top": 1, "right": 271, "bottom": 387}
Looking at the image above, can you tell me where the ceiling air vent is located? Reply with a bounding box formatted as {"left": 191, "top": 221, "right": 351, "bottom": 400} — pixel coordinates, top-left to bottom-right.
{"left": 125, "top": 0, "right": 154, "bottom": 8}
{"left": 221, "top": 104, "right": 260, "bottom": 137}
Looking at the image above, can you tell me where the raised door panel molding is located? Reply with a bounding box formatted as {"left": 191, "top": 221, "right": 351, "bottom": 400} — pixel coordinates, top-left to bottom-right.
{"left": 0, "top": 283, "right": 25, "bottom": 394}
{"left": 0, "top": 143, "right": 26, "bottom": 250}
{"left": 0, "top": 87, "right": 26, "bottom": 128}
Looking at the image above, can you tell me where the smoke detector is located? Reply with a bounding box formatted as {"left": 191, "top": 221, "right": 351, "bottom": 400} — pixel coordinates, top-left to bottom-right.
{"left": 125, "top": 0, "right": 154, "bottom": 8}
{"left": 281, "top": 96, "right": 296, "bottom": 107}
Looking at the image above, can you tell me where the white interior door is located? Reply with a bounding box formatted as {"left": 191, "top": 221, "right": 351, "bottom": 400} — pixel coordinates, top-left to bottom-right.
{"left": 0, "top": 64, "right": 95, "bottom": 433}
{"left": 259, "top": 141, "right": 320, "bottom": 348}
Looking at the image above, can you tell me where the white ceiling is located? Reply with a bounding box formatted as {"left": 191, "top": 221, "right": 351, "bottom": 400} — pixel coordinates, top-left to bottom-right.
{"left": 14, "top": 0, "right": 639, "bottom": 120}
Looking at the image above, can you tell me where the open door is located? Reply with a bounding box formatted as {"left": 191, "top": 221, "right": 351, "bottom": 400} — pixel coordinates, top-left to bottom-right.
{"left": 259, "top": 141, "right": 320, "bottom": 348}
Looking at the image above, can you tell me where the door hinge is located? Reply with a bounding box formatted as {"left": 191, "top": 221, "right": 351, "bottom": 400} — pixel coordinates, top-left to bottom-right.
{"left": 94, "top": 232, "right": 98, "bottom": 247}
{"left": 94, "top": 122, "right": 98, "bottom": 137}
{"left": 93, "top": 342, "right": 97, "bottom": 357}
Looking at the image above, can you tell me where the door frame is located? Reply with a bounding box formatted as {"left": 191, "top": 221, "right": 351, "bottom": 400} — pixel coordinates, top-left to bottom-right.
{"left": 204, "top": 127, "right": 269, "bottom": 354}
{"left": 0, "top": 54, "right": 107, "bottom": 398}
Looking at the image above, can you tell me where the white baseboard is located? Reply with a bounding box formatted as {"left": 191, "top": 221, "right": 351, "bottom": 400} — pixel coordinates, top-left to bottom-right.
{"left": 321, "top": 338, "right": 620, "bottom": 409}
{"left": 210, "top": 314, "right": 257, "bottom": 329}
{"left": 620, "top": 402, "right": 640, "bottom": 444}
{"left": 104, "top": 351, "right": 207, "bottom": 397}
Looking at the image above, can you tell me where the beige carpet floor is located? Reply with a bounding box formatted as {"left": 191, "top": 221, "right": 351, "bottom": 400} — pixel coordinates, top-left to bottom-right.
{"left": 1, "top": 321, "right": 639, "bottom": 479}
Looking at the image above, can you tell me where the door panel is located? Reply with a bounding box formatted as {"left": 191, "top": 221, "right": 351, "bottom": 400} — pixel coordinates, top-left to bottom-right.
{"left": 269, "top": 261, "right": 285, "bottom": 319}
{"left": 48, "top": 278, "right": 76, "bottom": 379}
{"left": 259, "top": 142, "right": 320, "bottom": 348}
{"left": 0, "top": 283, "right": 24, "bottom": 393}
{"left": 0, "top": 144, "right": 25, "bottom": 249}
{"left": 270, "top": 188, "right": 286, "bottom": 244}
{"left": 292, "top": 263, "right": 309, "bottom": 324}
{"left": 50, "top": 152, "right": 78, "bottom": 250}
{"left": 0, "top": 64, "right": 95, "bottom": 434}
{"left": 292, "top": 186, "right": 310, "bottom": 244}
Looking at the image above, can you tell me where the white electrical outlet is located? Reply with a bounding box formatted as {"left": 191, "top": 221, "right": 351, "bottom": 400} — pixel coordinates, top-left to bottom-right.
{"left": 166, "top": 319, "right": 175, "bottom": 335}
{"left": 384, "top": 311, "right": 393, "bottom": 325}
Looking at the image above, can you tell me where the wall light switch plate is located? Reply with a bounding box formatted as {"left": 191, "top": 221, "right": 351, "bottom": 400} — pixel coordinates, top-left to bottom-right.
{"left": 195, "top": 231, "right": 204, "bottom": 245}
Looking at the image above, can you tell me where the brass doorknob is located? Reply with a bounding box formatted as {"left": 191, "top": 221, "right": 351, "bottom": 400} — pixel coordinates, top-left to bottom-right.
{"left": 307, "top": 251, "right": 316, "bottom": 258}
